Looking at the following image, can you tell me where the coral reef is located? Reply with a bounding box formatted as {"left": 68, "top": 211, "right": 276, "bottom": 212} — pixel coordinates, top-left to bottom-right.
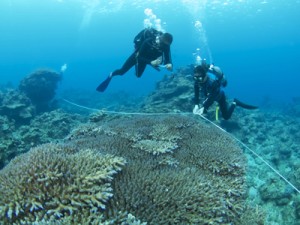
{"left": 0, "top": 115, "right": 16, "bottom": 168}
{"left": 66, "top": 115, "right": 250, "bottom": 224}
{"left": 141, "top": 65, "right": 195, "bottom": 113}
{"left": 136, "top": 65, "right": 300, "bottom": 224}
{"left": 19, "top": 69, "right": 62, "bottom": 112}
{"left": 222, "top": 109, "right": 300, "bottom": 224}
{"left": 17, "top": 109, "right": 84, "bottom": 147}
{"left": 6, "top": 63, "right": 300, "bottom": 224}
{"left": 0, "top": 114, "right": 252, "bottom": 224}
{"left": 237, "top": 205, "right": 265, "bottom": 225}
{"left": 0, "top": 143, "right": 126, "bottom": 224}
{"left": 258, "top": 178, "right": 293, "bottom": 206}
{"left": 0, "top": 109, "right": 84, "bottom": 170}
{"left": 30, "top": 212, "right": 147, "bottom": 225}
{"left": 0, "top": 89, "right": 35, "bottom": 125}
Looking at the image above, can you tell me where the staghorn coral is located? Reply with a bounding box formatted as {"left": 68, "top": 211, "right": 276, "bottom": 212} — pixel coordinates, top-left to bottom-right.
{"left": 19, "top": 69, "right": 62, "bottom": 112}
{"left": 0, "top": 143, "right": 126, "bottom": 224}
{"left": 30, "top": 211, "right": 147, "bottom": 225}
{"left": 0, "top": 114, "right": 264, "bottom": 224}
{"left": 66, "top": 115, "right": 253, "bottom": 224}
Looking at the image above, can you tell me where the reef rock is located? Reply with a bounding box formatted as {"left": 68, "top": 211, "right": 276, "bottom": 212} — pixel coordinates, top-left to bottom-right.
{"left": 19, "top": 69, "right": 62, "bottom": 112}
{"left": 141, "top": 65, "right": 195, "bottom": 113}
{"left": 0, "top": 89, "right": 35, "bottom": 125}
{"left": 0, "top": 109, "right": 84, "bottom": 170}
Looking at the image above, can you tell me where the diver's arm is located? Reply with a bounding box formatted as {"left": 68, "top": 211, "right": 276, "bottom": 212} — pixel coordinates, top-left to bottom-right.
{"left": 161, "top": 45, "right": 172, "bottom": 70}
{"left": 136, "top": 38, "right": 153, "bottom": 64}
{"left": 202, "top": 95, "right": 214, "bottom": 111}
{"left": 201, "top": 81, "right": 214, "bottom": 110}
{"left": 163, "top": 45, "right": 172, "bottom": 65}
{"left": 134, "top": 29, "right": 146, "bottom": 50}
{"left": 194, "top": 82, "right": 200, "bottom": 106}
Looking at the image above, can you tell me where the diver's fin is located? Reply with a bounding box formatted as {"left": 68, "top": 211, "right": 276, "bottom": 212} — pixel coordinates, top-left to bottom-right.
{"left": 96, "top": 76, "right": 112, "bottom": 92}
{"left": 234, "top": 98, "right": 258, "bottom": 110}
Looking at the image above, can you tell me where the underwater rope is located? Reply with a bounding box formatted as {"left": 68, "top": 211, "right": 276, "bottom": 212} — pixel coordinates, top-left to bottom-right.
{"left": 199, "top": 114, "right": 300, "bottom": 195}
{"left": 61, "top": 98, "right": 190, "bottom": 116}
{"left": 61, "top": 98, "right": 300, "bottom": 194}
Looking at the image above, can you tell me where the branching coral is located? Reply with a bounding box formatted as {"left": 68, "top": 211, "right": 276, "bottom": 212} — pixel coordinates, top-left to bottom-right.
{"left": 66, "top": 115, "right": 251, "bottom": 224}
{"left": 0, "top": 114, "right": 259, "bottom": 224}
{"left": 0, "top": 143, "right": 126, "bottom": 224}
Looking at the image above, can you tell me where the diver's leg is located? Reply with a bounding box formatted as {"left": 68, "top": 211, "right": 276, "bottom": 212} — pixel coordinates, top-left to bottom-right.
{"left": 219, "top": 92, "right": 236, "bottom": 120}
{"left": 111, "top": 52, "right": 136, "bottom": 76}
{"left": 135, "top": 61, "right": 147, "bottom": 78}
{"left": 233, "top": 98, "right": 258, "bottom": 110}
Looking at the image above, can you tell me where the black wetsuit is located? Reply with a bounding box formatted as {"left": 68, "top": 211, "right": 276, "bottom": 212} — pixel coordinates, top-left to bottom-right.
{"left": 111, "top": 28, "right": 172, "bottom": 78}
{"left": 194, "top": 75, "right": 235, "bottom": 120}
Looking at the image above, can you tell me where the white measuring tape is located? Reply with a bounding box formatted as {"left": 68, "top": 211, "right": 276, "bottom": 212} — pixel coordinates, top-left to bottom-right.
{"left": 61, "top": 98, "right": 300, "bottom": 194}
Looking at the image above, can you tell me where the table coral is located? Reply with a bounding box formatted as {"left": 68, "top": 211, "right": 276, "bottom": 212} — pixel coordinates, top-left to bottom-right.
{"left": 66, "top": 115, "right": 254, "bottom": 224}
{"left": 0, "top": 114, "right": 263, "bottom": 224}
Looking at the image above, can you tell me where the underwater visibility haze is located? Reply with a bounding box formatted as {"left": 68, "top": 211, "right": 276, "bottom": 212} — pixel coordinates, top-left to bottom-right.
{"left": 1, "top": 0, "right": 300, "bottom": 225}
{"left": 1, "top": 0, "right": 300, "bottom": 103}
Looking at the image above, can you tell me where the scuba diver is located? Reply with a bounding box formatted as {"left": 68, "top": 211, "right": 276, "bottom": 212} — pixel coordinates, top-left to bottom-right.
{"left": 96, "top": 27, "right": 173, "bottom": 92}
{"left": 193, "top": 60, "right": 258, "bottom": 120}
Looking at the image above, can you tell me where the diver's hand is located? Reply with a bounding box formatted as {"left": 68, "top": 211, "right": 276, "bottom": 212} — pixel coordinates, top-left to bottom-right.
{"left": 165, "top": 63, "right": 173, "bottom": 71}
{"left": 151, "top": 58, "right": 162, "bottom": 67}
{"left": 198, "top": 107, "right": 205, "bottom": 115}
{"left": 193, "top": 105, "right": 205, "bottom": 115}
{"left": 193, "top": 105, "right": 200, "bottom": 114}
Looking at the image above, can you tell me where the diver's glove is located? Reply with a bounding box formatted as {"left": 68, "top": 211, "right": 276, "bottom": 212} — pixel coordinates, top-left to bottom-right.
{"left": 165, "top": 63, "right": 173, "bottom": 71}
{"left": 151, "top": 58, "right": 162, "bottom": 67}
{"left": 193, "top": 105, "right": 199, "bottom": 114}
{"left": 193, "top": 105, "right": 205, "bottom": 115}
{"left": 197, "top": 107, "right": 205, "bottom": 115}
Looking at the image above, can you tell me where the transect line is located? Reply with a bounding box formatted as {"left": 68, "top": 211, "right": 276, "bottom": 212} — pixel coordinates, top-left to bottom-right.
{"left": 62, "top": 98, "right": 300, "bottom": 194}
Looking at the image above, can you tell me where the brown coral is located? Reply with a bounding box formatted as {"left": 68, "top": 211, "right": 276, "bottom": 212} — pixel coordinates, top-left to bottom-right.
{"left": 67, "top": 115, "right": 249, "bottom": 224}
{"left": 0, "top": 114, "right": 256, "bottom": 224}
{"left": 0, "top": 143, "right": 126, "bottom": 224}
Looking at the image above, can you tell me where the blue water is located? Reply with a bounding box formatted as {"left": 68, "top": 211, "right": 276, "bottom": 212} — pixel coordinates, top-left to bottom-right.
{"left": 1, "top": 0, "right": 300, "bottom": 106}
